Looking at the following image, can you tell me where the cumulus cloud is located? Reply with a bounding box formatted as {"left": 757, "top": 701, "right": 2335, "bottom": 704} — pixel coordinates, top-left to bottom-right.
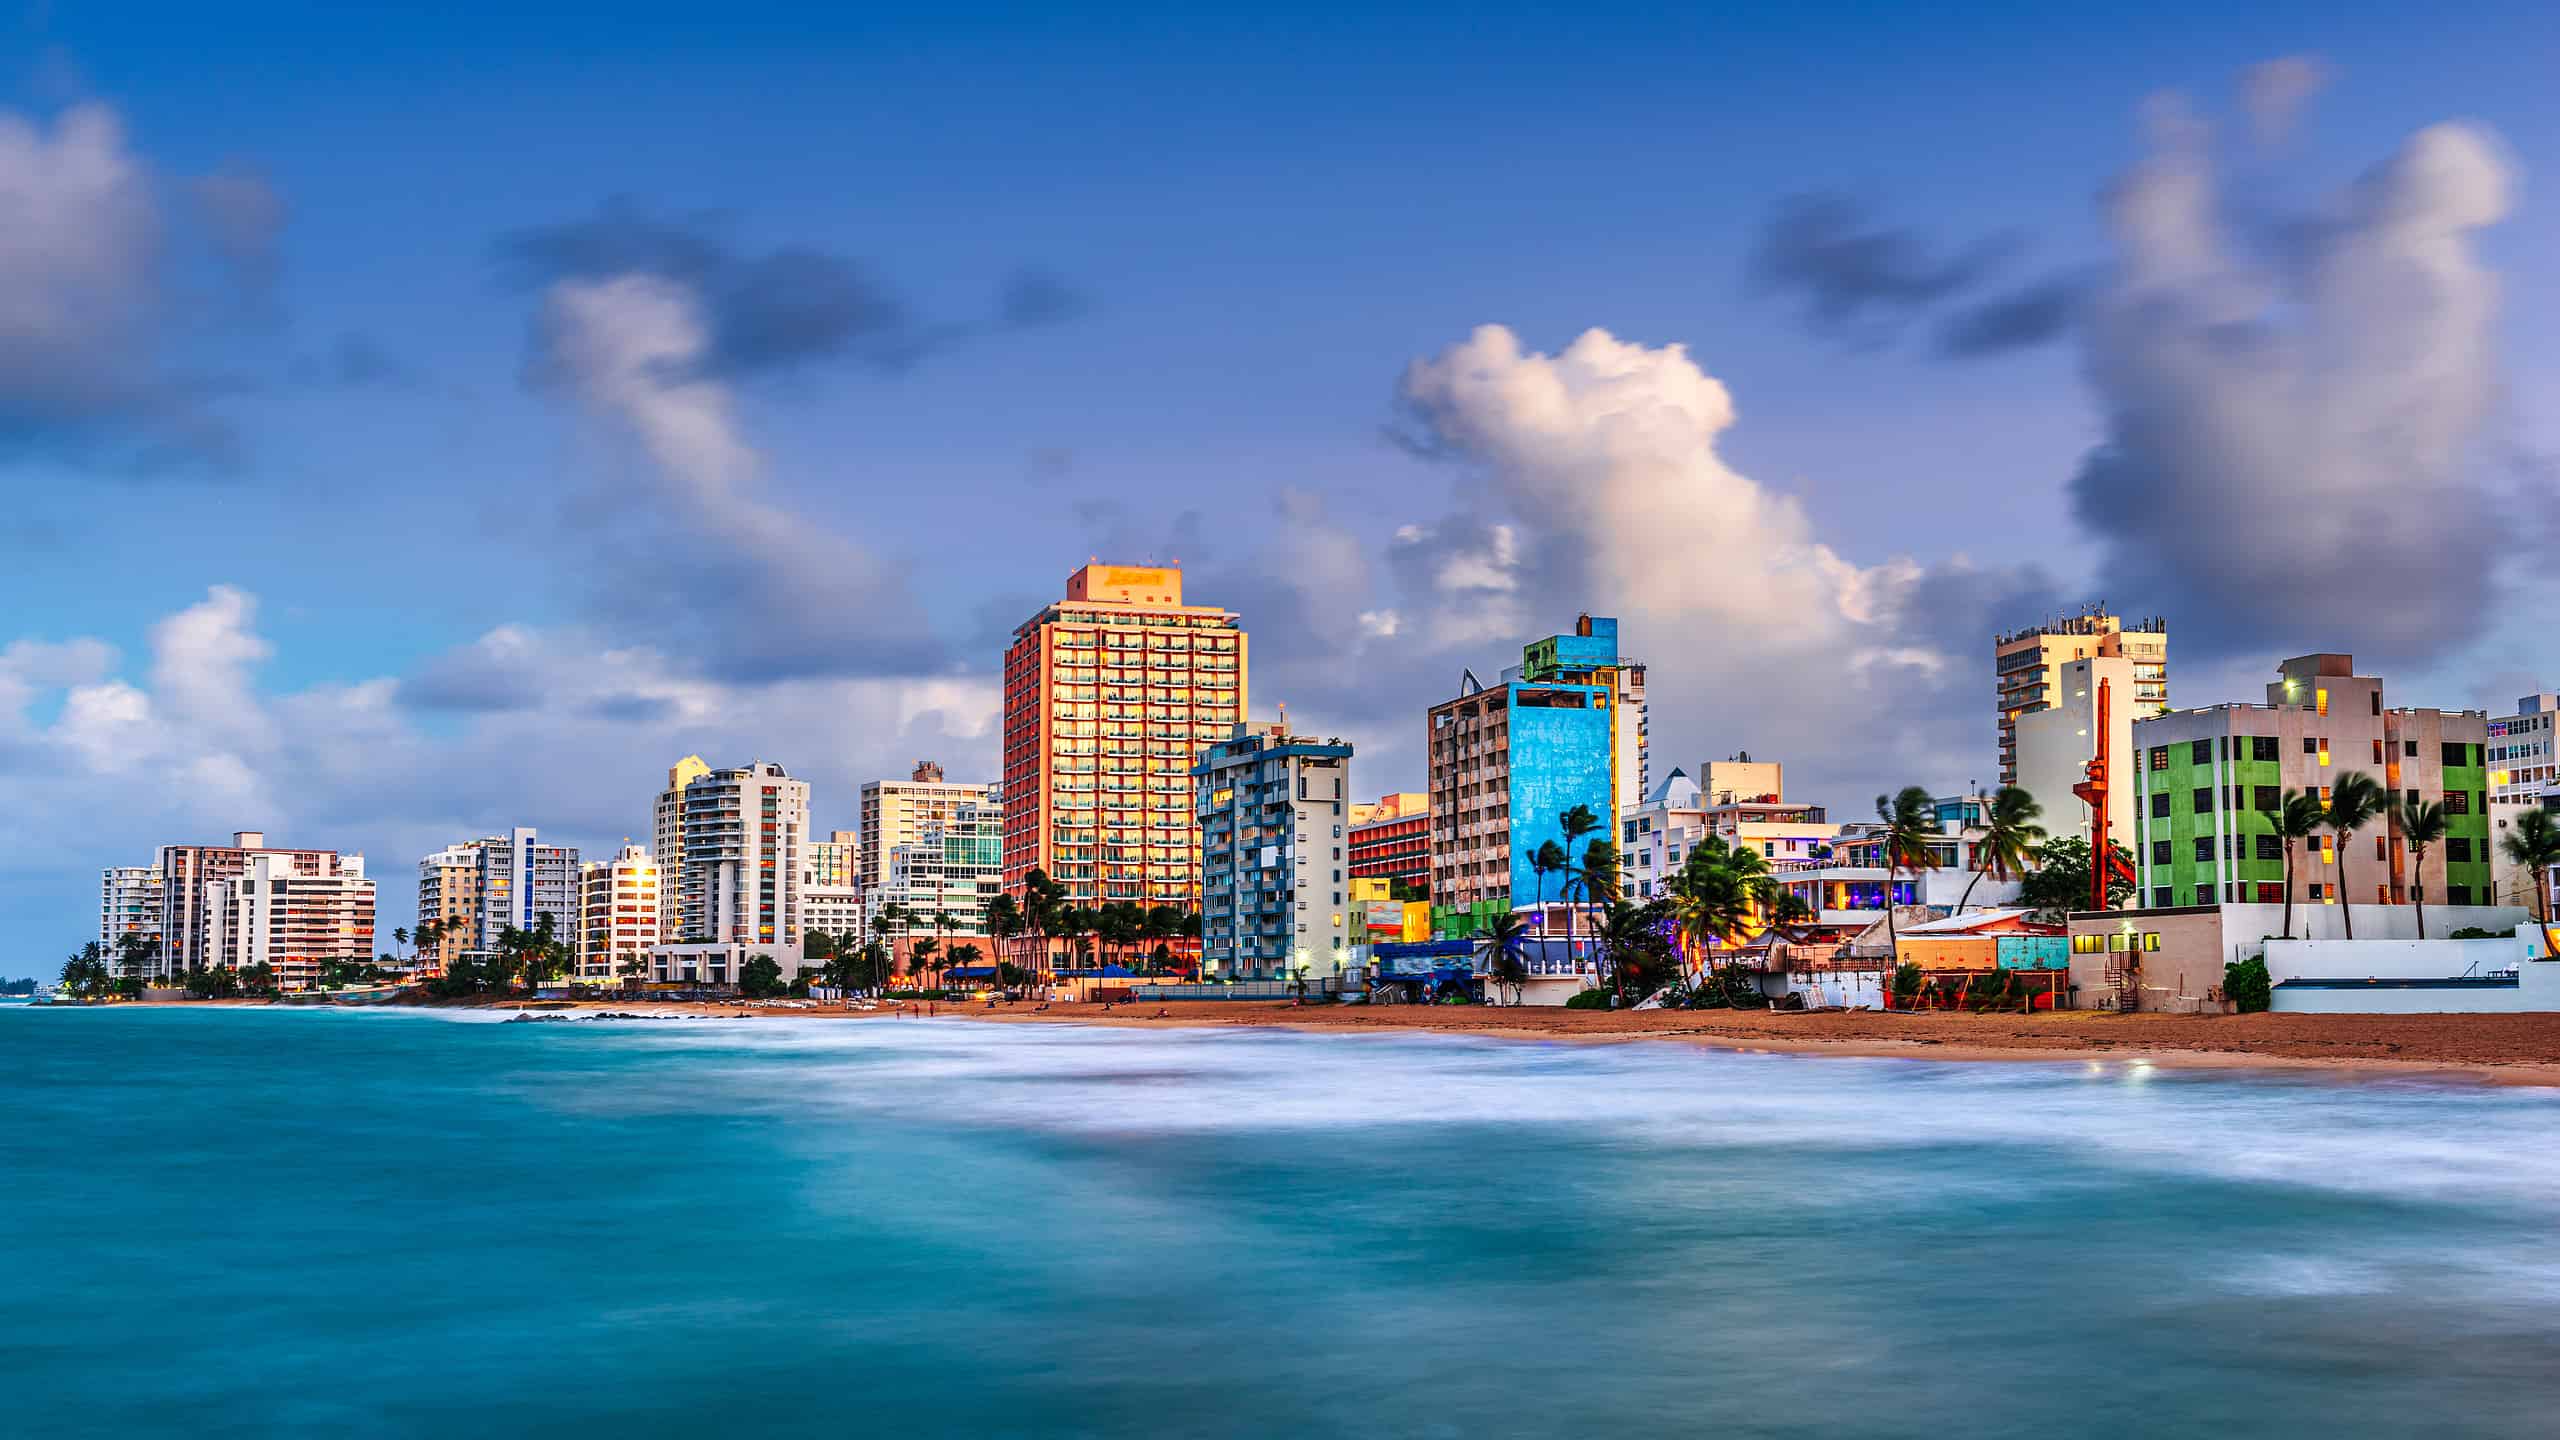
{"left": 0, "top": 102, "right": 275, "bottom": 469}
{"left": 1, "top": 588, "right": 1002, "bottom": 936}
{"left": 2243, "top": 55, "right": 2331, "bottom": 147}
{"left": 1747, "top": 191, "right": 2012, "bottom": 343}
{"left": 2071, "top": 114, "right": 2516, "bottom": 663}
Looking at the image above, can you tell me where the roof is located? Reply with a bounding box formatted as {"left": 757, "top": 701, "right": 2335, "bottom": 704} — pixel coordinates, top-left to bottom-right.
{"left": 1898, "top": 908, "right": 2049, "bottom": 936}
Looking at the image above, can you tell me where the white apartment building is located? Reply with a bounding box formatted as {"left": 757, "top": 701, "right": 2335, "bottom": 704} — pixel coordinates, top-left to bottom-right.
{"left": 475, "top": 826, "right": 581, "bottom": 945}
{"left": 2489, "top": 694, "right": 2560, "bottom": 909}
{"left": 156, "top": 831, "right": 346, "bottom": 979}
{"left": 2012, "top": 655, "right": 2142, "bottom": 853}
{"left": 860, "top": 763, "right": 997, "bottom": 944}
{"left": 657, "top": 761, "right": 809, "bottom": 981}
{"left": 204, "top": 852, "right": 377, "bottom": 991}
{"left": 416, "top": 844, "right": 481, "bottom": 976}
{"left": 652, "top": 754, "right": 710, "bottom": 941}
{"left": 100, "top": 866, "right": 163, "bottom": 958}
{"left": 802, "top": 829, "right": 864, "bottom": 948}
{"left": 577, "top": 844, "right": 660, "bottom": 984}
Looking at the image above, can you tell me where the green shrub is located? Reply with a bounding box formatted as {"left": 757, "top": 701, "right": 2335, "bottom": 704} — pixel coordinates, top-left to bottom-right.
{"left": 2224, "top": 954, "right": 2272, "bottom": 1013}
{"left": 1564, "top": 989, "right": 1612, "bottom": 1010}
{"left": 2448, "top": 926, "right": 2502, "bottom": 941}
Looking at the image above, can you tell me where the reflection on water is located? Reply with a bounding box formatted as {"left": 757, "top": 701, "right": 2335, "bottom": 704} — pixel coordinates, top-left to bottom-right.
{"left": 7, "top": 1008, "right": 2559, "bottom": 1438}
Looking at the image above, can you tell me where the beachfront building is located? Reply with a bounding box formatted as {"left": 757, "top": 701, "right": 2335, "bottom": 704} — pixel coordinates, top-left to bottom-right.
{"left": 1773, "top": 814, "right": 2017, "bottom": 929}
{"left": 651, "top": 754, "right": 711, "bottom": 941}
{"left": 1195, "top": 720, "right": 1353, "bottom": 980}
{"left": 1347, "top": 791, "right": 1429, "bottom": 892}
{"left": 871, "top": 786, "right": 1004, "bottom": 963}
{"left": 1697, "top": 754, "right": 1782, "bottom": 806}
{"left": 576, "top": 844, "right": 659, "bottom": 985}
{"left": 665, "top": 761, "right": 809, "bottom": 962}
{"left": 2065, "top": 899, "right": 2533, "bottom": 1014}
{"left": 1000, "top": 564, "right": 1247, "bottom": 930}
{"left": 801, "top": 829, "right": 865, "bottom": 949}
{"left": 2488, "top": 694, "right": 2560, "bottom": 910}
{"left": 100, "top": 865, "right": 162, "bottom": 957}
{"left": 1995, "top": 608, "right": 2167, "bottom": 786}
{"left": 473, "top": 827, "right": 581, "bottom": 947}
{"left": 415, "top": 844, "right": 482, "bottom": 976}
{"left": 2012, "top": 655, "right": 2143, "bottom": 853}
{"left": 1426, "top": 616, "right": 1628, "bottom": 937}
{"left": 2130, "top": 654, "right": 2490, "bottom": 912}
{"left": 203, "top": 853, "right": 376, "bottom": 992}
{"left": 154, "top": 831, "right": 353, "bottom": 980}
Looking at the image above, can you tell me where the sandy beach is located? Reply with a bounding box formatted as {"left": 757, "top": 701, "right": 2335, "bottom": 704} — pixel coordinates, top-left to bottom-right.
{"left": 323, "top": 994, "right": 2560, "bottom": 1087}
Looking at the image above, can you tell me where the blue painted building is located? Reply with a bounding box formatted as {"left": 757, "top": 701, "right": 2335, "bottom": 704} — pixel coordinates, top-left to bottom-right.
{"left": 1426, "top": 615, "right": 1629, "bottom": 937}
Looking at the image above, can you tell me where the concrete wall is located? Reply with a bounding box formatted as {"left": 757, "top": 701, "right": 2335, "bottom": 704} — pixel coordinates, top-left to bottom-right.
{"left": 2264, "top": 932, "right": 2560, "bottom": 1012}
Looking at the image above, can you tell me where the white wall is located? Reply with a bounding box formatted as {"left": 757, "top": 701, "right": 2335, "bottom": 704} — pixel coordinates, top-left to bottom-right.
{"left": 2263, "top": 927, "right": 2559, "bottom": 1013}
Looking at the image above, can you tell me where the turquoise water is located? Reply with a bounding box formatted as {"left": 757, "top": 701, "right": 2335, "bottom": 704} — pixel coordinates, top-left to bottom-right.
{"left": 8, "top": 1008, "right": 2560, "bottom": 1437}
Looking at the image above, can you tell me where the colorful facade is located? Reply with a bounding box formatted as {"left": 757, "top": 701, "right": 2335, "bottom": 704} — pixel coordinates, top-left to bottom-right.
{"left": 1347, "top": 791, "right": 1428, "bottom": 890}
{"left": 2131, "top": 654, "right": 2491, "bottom": 910}
{"left": 1000, "top": 563, "right": 1246, "bottom": 913}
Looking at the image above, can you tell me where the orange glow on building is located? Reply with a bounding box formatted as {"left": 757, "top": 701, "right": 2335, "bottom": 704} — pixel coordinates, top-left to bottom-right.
{"left": 1001, "top": 563, "right": 1247, "bottom": 914}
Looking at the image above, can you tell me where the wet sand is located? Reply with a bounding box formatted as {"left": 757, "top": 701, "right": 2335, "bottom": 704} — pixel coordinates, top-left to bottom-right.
{"left": 360, "top": 995, "right": 2560, "bottom": 1087}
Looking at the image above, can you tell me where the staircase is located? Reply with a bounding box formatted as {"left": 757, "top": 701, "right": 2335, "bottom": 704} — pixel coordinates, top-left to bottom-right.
{"left": 2103, "top": 960, "right": 2138, "bottom": 1012}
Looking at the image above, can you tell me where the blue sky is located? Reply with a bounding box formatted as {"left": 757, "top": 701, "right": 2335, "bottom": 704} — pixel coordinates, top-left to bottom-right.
{"left": 5, "top": 2, "right": 2556, "bottom": 967}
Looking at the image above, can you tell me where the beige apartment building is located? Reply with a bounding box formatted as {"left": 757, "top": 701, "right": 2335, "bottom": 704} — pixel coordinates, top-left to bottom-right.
{"left": 652, "top": 754, "right": 711, "bottom": 941}
{"left": 204, "top": 851, "right": 377, "bottom": 991}
{"left": 155, "top": 831, "right": 350, "bottom": 979}
{"left": 577, "top": 844, "right": 660, "bottom": 984}
{"left": 1995, "top": 609, "right": 2167, "bottom": 786}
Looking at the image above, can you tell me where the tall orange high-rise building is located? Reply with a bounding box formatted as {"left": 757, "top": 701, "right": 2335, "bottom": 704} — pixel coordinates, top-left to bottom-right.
{"left": 1002, "top": 563, "right": 1247, "bottom": 915}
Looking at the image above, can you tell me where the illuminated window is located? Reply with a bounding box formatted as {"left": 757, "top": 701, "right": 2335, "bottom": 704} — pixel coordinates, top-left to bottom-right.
{"left": 2315, "top": 687, "right": 2329, "bottom": 716}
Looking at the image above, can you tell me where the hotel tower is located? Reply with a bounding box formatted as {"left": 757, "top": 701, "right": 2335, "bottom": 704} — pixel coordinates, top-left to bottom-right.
{"left": 1001, "top": 563, "right": 1247, "bottom": 914}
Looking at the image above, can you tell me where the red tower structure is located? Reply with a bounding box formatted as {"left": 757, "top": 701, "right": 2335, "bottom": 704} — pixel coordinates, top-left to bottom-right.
{"left": 2070, "top": 678, "right": 2139, "bottom": 911}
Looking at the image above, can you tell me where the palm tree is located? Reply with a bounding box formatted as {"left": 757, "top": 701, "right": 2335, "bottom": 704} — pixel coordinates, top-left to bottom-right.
{"left": 1555, "top": 804, "right": 1601, "bottom": 975}
{"left": 1666, "top": 837, "right": 1776, "bottom": 982}
{"left": 2389, "top": 795, "right": 2450, "bottom": 939}
{"left": 947, "top": 942, "right": 983, "bottom": 989}
{"left": 1021, "top": 869, "right": 1065, "bottom": 983}
{"left": 1475, "top": 909, "right": 1530, "bottom": 1005}
{"left": 2500, "top": 808, "right": 2560, "bottom": 941}
{"left": 874, "top": 901, "right": 910, "bottom": 979}
{"left": 1595, "top": 899, "right": 1664, "bottom": 1005}
{"left": 2265, "top": 790, "right": 2326, "bottom": 940}
{"left": 1872, "top": 786, "right": 1943, "bottom": 969}
{"left": 2324, "top": 772, "right": 2387, "bottom": 939}
{"left": 983, "top": 895, "right": 1023, "bottom": 988}
{"left": 909, "top": 937, "right": 941, "bottom": 989}
{"left": 1530, "top": 840, "right": 1566, "bottom": 909}
{"left": 1956, "top": 786, "right": 2045, "bottom": 911}
{"left": 393, "top": 926, "right": 411, "bottom": 967}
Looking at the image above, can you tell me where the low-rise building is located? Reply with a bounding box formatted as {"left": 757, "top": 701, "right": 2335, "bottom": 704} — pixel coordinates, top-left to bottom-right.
{"left": 2066, "top": 900, "right": 2533, "bottom": 1013}
{"left": 1196, "top": 721, "right": 1353, "bottom": 980}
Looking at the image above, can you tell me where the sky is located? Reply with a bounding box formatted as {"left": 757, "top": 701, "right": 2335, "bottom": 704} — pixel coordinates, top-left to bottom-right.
{"left": 6, "top": 1, "right": 2558, "bottom": 963}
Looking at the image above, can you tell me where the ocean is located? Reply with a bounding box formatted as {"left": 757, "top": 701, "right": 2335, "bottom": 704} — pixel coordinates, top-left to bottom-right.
{"left": 7, "top": 1006, "right": 2560, "bottom": 1437}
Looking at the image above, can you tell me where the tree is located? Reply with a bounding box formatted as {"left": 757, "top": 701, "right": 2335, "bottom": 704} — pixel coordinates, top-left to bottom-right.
{"left": 2223, "top": 953, "right": 2272, "bottom": 1013}
{"left": 113, "top": 931, "right": 161, "bottom": 984}
{"left": 1475, "top": 910, "right": 1530, "bottom": 1005}
{"left": 947, "top": 942, "right": 984, "bottom": 987}
{"left": 393, "top": 926, "right": 412, "bottom": 965}
{"left": 2324, "top": 772, "right": 2387, "bottom": 939}
{"left": 875, "top": 901, "right": 910, "bottom": 975}
{"left": 60, "top": 943, "right": 112, "bottom": 1000}
{"left": 856, "top": 938, "right": 891, "bottom": 992}
{"left": 1021, "top": 869, "right": 1066, "bottom": 980}
{"left": 909, "top": 937, "right": 941, "bottom": 989}
{"left": 1667, "top": 837, "right": 1776, "bottom": 978}
{"left": 1596, "top": 900, "right": 1680, "bottom": 1005}
{"left": 184, "top": 965, "right": 242, "bottom": 999}
{"left": 2500, "top": 808, "right": 2560, "bottom": 940}
{"left": 738, "top": 955, "right": 786, "bottom": 998}
{"left": 1530, "top": 840, "right": 1567, "bottom": 910}
{"left": 1554, "top": 803, "right": 1602, "bottom": 973}
{"left": 240, "top": 962, "right": 278, "bottom": 997}
{"left": 1872, "top": 787, "right": 1943, "bottom": 965}
{"left": 2017, "top": 837, "right": 2138, "bottom": 921}
{"left": 1956, "top": 786, "right": 2046, "bottom": 911}
{"left": 2263, "top": 790, "right": 2327, "bottom": 940}
{"left": 983, "top": 894, "right": 1023, "bottom": 981}
{"left": 2388, "top": 794, "right": 2450, "bottom": 939}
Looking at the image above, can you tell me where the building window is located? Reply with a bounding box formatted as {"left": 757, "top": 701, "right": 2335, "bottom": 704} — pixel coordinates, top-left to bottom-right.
{"left": 2404, "top": 740, "right": 2419, "bottom": 758}
{"left": 2151, "top": 840, "right": 2172, "bottom": 866}
{"left": 2149, "top": 746, "right": 2169, "bottom": 771}
{"left": 2442, "top": 742, "right": 2470, "bottom": 767}
{"left": 2250, "top": 736, "right": 2279, "bottom": 762}
{"left": 2193, "top": 787, "right": 2214, "bottom": 812}
{"left": 2152, "top": 887, "right": 2174, "bottom": 908}
{"left": 2190, "top": 739, "right": 2212, "bottom": 765}
{"left": 2143, "top": 932, "right": 2162, "bottom": 951}
{"left": 2304, "top": 737, "right": 2319, "bottom": 755}
{"left": 2445, "top": 791, "right": 2472, "bottom": 815}
{"left": 2255, "top": 834, "right": 2280, "bottom": 861}
{"left": 2448, "top": 884, "right": 2473, "bottom": 905}
{"left": 2193, "top": 837, "right": 2214, "bottom": 862}
{"left": 2195, "top": 886, "right": 2214, "bottom": 906}
{"left": 2447, "top": 837, "right": 2471, "bottom": 862}
{"left": 2150, "top": 793, "right": 2170, "bottom": 819}
{"left": 2256, "top": 882, "right": 2283, "bottom": 903}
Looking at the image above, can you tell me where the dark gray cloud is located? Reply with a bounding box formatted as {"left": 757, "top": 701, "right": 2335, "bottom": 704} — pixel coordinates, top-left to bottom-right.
{"left": 1747, "top": 191, "right": 2014, "bottom": 343}
{"left": 2070, "top": 119, "right": 2514, "bottom": 666}
{"left": 0, "top": 102, "right": 267, "bottom": 473}
{"left": 496, "top": 199, "right": 1079, "bottom": 381}
{"left": 1934, "top": 271, "right": 2087, "bottom": 358}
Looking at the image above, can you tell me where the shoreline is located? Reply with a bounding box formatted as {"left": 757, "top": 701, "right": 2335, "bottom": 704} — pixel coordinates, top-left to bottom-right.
{"left": 98, "top": 995, "right": 2560, "bottom": 1088}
